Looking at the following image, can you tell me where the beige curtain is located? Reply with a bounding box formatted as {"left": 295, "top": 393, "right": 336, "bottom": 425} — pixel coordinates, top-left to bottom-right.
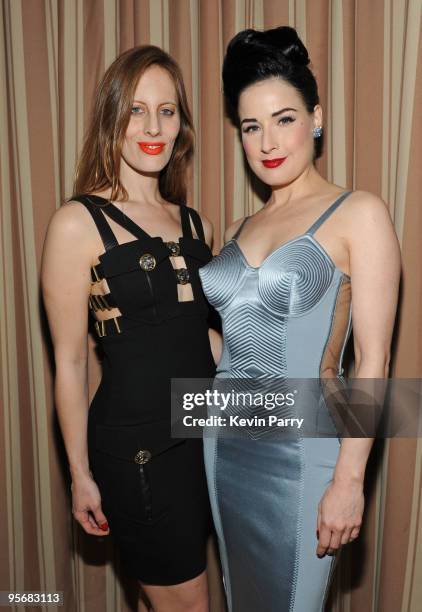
{"left": 1, "top": 1, "right": 421, "bottom": 610}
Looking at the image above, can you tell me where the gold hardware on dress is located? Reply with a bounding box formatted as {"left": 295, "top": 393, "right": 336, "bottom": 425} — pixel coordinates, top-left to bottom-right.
{"left": 134, "top": 449, "right": 152, "bottom": 464}
{"left": 95, "top": 320, "right": 106, "bottom": 338}
{"left": 91, "top": 266, "right": 101, "bottom": 282}
{"left": 166, "top": 241, "right": 181, "bottom": 257}
{"left": 139, "top": 253, "right": 156, "bottom": 271}
{"left": 175, "top": 268, "right": 190, "bottom": 285}
{"left": 89, "top": 294, "right": 112, "bottom": 311}
{"left": 94, "top": 317, "right": 121, "bottom": 337}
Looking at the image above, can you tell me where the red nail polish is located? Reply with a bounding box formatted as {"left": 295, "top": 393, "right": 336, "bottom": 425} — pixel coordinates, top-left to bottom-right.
{"left": 100, "top": 522, "right": 109, "bottom": 531}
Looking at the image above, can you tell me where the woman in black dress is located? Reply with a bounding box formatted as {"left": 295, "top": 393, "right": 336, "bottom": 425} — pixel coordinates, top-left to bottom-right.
{"left": 42, "top": 46, "right": 219, "bottom": 611}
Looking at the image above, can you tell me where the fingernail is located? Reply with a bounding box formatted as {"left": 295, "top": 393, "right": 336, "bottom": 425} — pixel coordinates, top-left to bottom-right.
{"left": 100, "top": 522, "right": 109, "bottom": 531}
{"left": 316, "top": 529, "right": 320, "bottom": 539}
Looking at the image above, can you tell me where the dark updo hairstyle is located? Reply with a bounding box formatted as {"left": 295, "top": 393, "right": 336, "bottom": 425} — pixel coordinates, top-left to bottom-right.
{"left": 222, "top": 26, "right": 322, "bottom": 159}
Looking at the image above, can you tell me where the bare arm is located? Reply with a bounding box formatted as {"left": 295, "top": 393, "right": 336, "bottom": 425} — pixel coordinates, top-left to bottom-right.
{"left": 197, "top": 212, "right": 224, "bottom": 364}
{"left": 317, "top": 192, "right": 401, "bottom": 556}
{"left": 208, "top": 328, "right": 223, "bottom": 365}
{"left": 41, "top": 202, "right": 109, "bottom": 536}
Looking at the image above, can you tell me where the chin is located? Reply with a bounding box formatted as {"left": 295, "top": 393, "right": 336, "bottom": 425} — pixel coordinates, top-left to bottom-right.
{"left": 124, "top": 154, "right": 170, "bottom": 174}
{"left": 141, "top": 160, "right": 168, "bottom": 172}
{"left": 252, "top": 161, "right": 310, "bottom": 188}
{"left": 252, "top": 168, "right": 286, "bottom": 186}
{"left": 267, "top": 173, "right": 302, "bottom": 188}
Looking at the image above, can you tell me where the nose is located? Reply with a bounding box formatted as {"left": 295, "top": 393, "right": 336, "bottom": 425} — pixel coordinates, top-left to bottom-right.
{"left": 144, "top": 111, "right": 161, "bottom": 137}
{"left": 260, "top": 127, "right": 279, "bottom": 155}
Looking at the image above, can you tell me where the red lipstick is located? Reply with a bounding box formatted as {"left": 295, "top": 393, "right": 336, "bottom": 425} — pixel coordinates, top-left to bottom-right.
{"left": 138, "top": 142, "right": 165, "bottom": 155}
{"left": 262, "top": 157, "right": 287, "bottom": 168}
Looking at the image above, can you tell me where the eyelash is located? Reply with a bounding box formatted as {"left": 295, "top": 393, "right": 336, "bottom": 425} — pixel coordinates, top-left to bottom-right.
{"left": 130, "top": 107, "right": 176, "bottom": 116}
{"left": 242, "top": 116, "right": 296, "bottom": 133}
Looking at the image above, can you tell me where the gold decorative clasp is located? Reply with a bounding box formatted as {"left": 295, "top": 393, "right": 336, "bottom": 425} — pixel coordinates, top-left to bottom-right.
{"left": 166, "top": 241, "right": 181, "bottom": 257}
{"left": 134, "top": 449, "right": 152, "bottom": 465}
{"left": 89, "top": 294, "right": 112, "bottom": 312}
{"left": 139, "top": 253, "right": 156, "bottom": 272}
{"left": 95, "top": 320, "right": 106, "bottom": 338}
{"left": 91, "top": 265, "right": 101, "bottom": 283}
{"left": 175, "top": 268, "right": 190, "bottom": 285}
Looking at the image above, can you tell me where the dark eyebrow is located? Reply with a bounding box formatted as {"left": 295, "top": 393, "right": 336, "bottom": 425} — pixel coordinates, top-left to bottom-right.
{"left": 132, "top": 100, "right": 177, "bottom": 105}
{"left": 240, "top": 107, "right": 298, "bottom": 125}
{"left": 272, "top": 107, "right": 297, "bottom": 117}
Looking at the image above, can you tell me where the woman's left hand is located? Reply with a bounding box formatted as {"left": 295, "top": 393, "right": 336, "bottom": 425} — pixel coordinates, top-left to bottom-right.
{"left": 316, "top": 479, "right": 364, "bottom": 557}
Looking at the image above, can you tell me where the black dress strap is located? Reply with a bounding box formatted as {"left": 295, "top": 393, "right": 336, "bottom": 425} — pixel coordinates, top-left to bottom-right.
{"left": 72, "top": 195, "right": 119, "bottom": 252}
{"left": 100, "top": 204, "right": 151, "bottom": 242}
{"left": 180, "top": 204, "right": 193, "bottom": 238}
{"left": 189, "top": 208, "right": 206, "bottom": 242}
{"left": 181, "top": 205, "right": 205, "bottom": 242}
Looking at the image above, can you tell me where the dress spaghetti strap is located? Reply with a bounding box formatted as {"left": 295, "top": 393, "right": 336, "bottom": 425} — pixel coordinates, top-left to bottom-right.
{"left": 306, "top": 191, "right": 353, "bottom": 236}
{"left": 232, "top": 217, "right": 249, "bottom": 241}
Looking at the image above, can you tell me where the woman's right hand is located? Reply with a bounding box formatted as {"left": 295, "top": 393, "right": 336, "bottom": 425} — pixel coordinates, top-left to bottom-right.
{"left": 71, "top": 474, "right": 110, "bottom": 536}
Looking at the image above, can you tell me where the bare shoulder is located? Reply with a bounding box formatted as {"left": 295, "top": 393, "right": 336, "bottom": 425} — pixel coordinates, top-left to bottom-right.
{"left": 42, "top": 200, "right": 100, "bottom": 270}
{"left": 50, "top": 200, "right": 89, "bottom": 233}
{"left": 224, "top": 217, "right": 246, "bottom": 243}
{"left": 339, "top": 190, "right": 396, "bottom": 239}
{"left": 46, "top": 200, "right": 97, "bottom": 242}
{"left": 341, "top": 191, "right": 400, "bottom": 257}
{"left": 342, "top": 190, "right": 393, "bottom": 225}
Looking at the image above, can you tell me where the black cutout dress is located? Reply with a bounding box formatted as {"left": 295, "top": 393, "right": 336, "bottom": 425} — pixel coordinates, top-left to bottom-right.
{"left": 72, "top": 194, "right": 215, "bottom": 585}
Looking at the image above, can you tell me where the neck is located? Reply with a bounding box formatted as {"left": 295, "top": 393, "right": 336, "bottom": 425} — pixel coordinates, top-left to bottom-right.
{"left": 267, "top": 164, "right": 327, "bottom": 209}
{"left": 118, "top": 157, "right": 163, "bottom": 204}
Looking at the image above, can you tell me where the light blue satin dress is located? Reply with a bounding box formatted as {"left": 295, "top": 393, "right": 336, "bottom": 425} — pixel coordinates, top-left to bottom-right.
{"left": 199, "top": 191, "right": 353, "bottom": 611}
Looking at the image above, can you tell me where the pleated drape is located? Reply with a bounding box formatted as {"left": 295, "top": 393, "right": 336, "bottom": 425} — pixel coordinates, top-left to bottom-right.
{"left": 1, "top": 1, "right": 421, "bottom": 611}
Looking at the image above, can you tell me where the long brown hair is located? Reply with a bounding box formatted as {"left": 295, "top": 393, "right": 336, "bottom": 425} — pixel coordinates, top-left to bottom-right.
{"left": 73, "top": 46, "right": 194, "bottom": 204}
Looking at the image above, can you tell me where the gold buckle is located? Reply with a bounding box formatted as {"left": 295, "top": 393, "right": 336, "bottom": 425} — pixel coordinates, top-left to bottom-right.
{"left": 99, "top": 295, "right": 110, "bottom": 310}
{"left": 94, "top": 317, "right": 121, "bottom": 337}
{"left": 90, "top": 294, "right": 110, "bottom": 312}
{"left": 134, "top": 450, "right": 152, "bottom": 465}
{"left": 95, "top": 320, "right": 106, "bottom": 338}
{"left": 91, "top": 265, "right": 101, "bottom": 283}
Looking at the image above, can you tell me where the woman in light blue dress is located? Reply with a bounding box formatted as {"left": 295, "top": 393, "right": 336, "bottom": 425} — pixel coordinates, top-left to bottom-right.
{"left": 199, "top": 27, "right": 400, "bottom": 611}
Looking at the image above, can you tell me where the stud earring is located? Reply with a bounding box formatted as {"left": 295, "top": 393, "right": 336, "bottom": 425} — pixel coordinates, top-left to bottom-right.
{"left": 313, "top": 126, "right": 323, "bottom": 138}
